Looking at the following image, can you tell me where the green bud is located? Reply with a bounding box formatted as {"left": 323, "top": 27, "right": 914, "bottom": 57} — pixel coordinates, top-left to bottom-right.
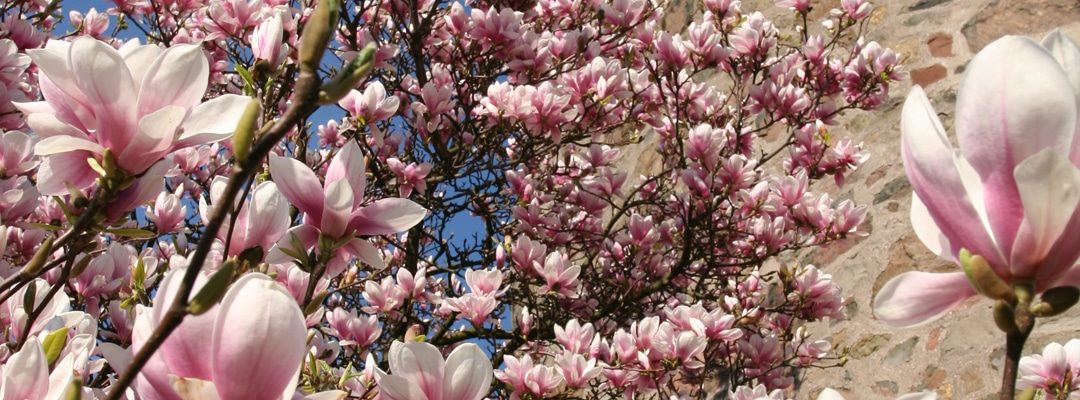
{"left": 64, "top": 378, "right": 82, "bottom": 400}
{"left": 101, "top": 149, "right": 118, "bottom": 176}
{"left": 41, "top": 326, "right": 68, "bottom": 367}
{"left": 22, "top": 280, "right": 36, "bottom": 313}
{"left": 1031, "top": 286, "right": 1080, "bottom": 317}
{"left": 318, "top": 44, "right": 378, "bottom": 104}
{"left": 232, "top": 98, "right": 262, "bottom": 161}
{"left": 993, "top": 300, "right": 1019, "bottom": 334}
{"left": 1016, "top": 388, "right": 1037, "bottom": 400}
{"left": 960, "top": 248, "right": 1015, "bottom": 303}
{"left": 187, "top": 260, "right": 237, "bottom": 315}
{"left": 86, "top": 157, "right": 108, "bottom": 177}
{"left": 70, "top": 254, "right": 94, "bottom": 279}
{"left": 298, "top": 0, "right": 339, "bottom": 71}
{"left": 304, "top": 290, "right": 329, "bottom": 316}
{"left": 22, "top": 236, "right": 54, "bottom": 276}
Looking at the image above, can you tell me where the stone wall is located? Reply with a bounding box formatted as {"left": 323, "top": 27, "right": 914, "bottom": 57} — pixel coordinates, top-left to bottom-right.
{"left": 633, "top": 0, "right": 1080, "bottom": 398}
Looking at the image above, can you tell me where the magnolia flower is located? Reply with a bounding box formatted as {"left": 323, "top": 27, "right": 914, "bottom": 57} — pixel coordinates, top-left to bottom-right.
{"left": 1018, "top": 339, "right": 1080, "bottom": 397}
{"left": 874, "top": 32, "right": 1080, "bottom": 327}
{"left": 104, "top": 270, "right": 308, "bottom": 400}
{"left": 373, "top": 340, "right": 493, "bottom": 400}
{"left": 267, "top": 140, "right": 426, "bottom": 277}
{"left": 19, "top": 37, "right": 249, "bottom": 195}
{"left": 251, "top": 11, "right": 288, "bottom": 69}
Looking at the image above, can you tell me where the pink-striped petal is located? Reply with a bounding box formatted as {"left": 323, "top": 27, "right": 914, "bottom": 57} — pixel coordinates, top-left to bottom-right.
{"left": 268, "top": 155, "right": 325, "bottom": 219}
{"left": 955, "top": 36, "right": 1077, "bottom": 257}
{"left": 349, "top": 198, "right": 427, "bottom": 236}
{"left": 873, "top": 271, "right": 977, "bottom": 327}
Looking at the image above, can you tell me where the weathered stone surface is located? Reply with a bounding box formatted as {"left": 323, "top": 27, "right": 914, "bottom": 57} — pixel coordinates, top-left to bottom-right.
{"left": 907, "top": 0, "right": 951, "bottom": 11}
{"left": 927, "top": 32, "right": 953, "bottom": 57}
{"left": 884, "top": 336, "right": 920, "bottom": 366}
{"left": 961, "top": 0, "right": 1080, "bottom": 52}
{"left": 910, "top": 64, "right": 948, "bottom": 87}
{"left": 873, "top": 176, "right": 911, "bottom": 204}
{"left": 849, "top": 333, "right": 892, "bottom": 359}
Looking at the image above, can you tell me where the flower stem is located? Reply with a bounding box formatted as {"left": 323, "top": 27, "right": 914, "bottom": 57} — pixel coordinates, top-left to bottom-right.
{"left": 1002, "top": 284, "right": 1036, "bottom": 400}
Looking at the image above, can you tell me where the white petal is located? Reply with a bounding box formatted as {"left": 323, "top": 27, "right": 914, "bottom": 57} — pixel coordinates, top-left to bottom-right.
{"left": 177, "top": 94, "right": 252, "bottom": 147}
{"left": 1010, "top": 149, "right": 1080, "bottom": 278}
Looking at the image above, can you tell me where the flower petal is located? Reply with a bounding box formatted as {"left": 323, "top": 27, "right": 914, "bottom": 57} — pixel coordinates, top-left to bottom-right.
{"left": 321, "top": 179, "right": 354, "bottom": 238}
{"left": 901, "top": 86, "right": 1005, "bottom": 268}
{"left": 910, "top": 193, "right": 952, "bottom": 261}
{"left": 377, "top": 375, "right": 429, "bottom": 400}
{"left": 268, "top": 155, "right": 325, "bottom": 219}
{"left": 955, "top": 36, "right": 1077, "bottom": 256}
{"left": 442, "top": 344, "right": 492, "bottom": 400}
{"left": 388, "top": 341, "right": 445, "bottom": 399}
{"left": 326, "top": 140, "right": 366, "bottom": 207}
{"left": 34, "top": 135, "right": 104, "bottom": 156}
{"left": 36, "top": 151, "right": 98, "bottom": 195}
{"left": 68, "top": 37, "right": 138, "bottom": 148}
{"left": 119, "top": 105, "right": 184, "bottom": 173}
{"left": 349, "top": 199, "right": 428, "bottom": 236}
{"left": 1, "top": 336, "right": 49, "bottom": 400}
{"left": 177, "top": 94, "right": 251, "bottom": 147}
{"left": 1010, "top": 149, "right": 1080, "bottom": 280}
{"left": 872, "top": 271, "right": 977, "bottom": 327}
{"left": 137, "top": 44, "right": 209, "bottom": 115}
{"left": 211, "top": 273, "right": 306, "bottom": 400}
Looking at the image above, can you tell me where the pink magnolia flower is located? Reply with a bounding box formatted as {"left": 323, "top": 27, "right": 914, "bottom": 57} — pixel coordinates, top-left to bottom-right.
{"left": 328, "top": 307, "right": 381, "bottom": 347}
{"left": 20, "top": 37, "right": 249, "bottom": 195}
{"left": 201, "top": 178, "right": 290, "bottom": 257}
{"left": 373, "top": 340, "right": 493, "bottom": 400}
{"left": 148, "top": 189, "right": 187, "bottom": 234}
{"left": 874, "top": 33, "right": 1080, "bottom": 327}
{"left": 0, "top": 130, "right": 36, "bottom": 177}
{"left": 338, "top": 81, "right": 400, "bottom": 123}
{"left": 251, "top": 11, "right": 288, "bottom": 69}
{"left": 1018, "top": 339, "right": 1080, "bottom": 398}
{"left": 386, "top": 158, "right": 431, "bottom": 197}
{"left": 118, "top": 269, "right": 308, "bottom": 400}
{"left": 268, "top": 140, "right": 427, "bottom": 239}
{"left": 0, "top": 336, "right": 48, "bottom": 400}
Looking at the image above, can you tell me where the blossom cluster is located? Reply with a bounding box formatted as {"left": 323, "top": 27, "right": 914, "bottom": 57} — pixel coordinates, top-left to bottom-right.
{"left": 0, "top": 0, "right": 900, "bottom": 398}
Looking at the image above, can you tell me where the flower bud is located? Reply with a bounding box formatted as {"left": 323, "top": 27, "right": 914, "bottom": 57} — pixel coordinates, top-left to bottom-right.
{"left": 232, "top": 98, "right": 262, "bottom": 161}
{"left": 20, "top": 236, "right": 53, "bottom": 276}
{"left": 318, "top": 44, "right": 378, "bottom": 104}
{"left": 298, "top": 0, "right": 339, "bottom": 71}
{"left": 1031, "top": 286, "right": 1080, "bottom": 317}
{"left": 960, "top": 248, "right": 1015, "bottom": 303}
{"left": 187, "top": 260, "right": 237, "bottom": 315}
{"left": 993, "top": 300, "right": 1019, "bottom": 334}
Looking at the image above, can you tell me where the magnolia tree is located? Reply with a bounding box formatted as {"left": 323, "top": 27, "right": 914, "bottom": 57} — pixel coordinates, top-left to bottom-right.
{"left": 0, "top": 0, "right": 906, "bottom": 398}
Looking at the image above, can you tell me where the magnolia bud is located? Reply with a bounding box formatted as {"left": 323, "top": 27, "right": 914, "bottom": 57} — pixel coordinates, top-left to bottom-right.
{"left": 960, "top": 248, "right": 1015, "bottom": 303}
{"left": 21, "top": 236, "right": 53, "bottom": 276}
{"left": 187, "top": 260, "right": 237, "bottom": 315}
{"left": 1031, "top": 286, "right": 1080, "bottom": 317}
{"left": 298, "top": 0, "right": 339, "bottom": 71}
{"left": 232, "top": 98, "right": 262, "bottom": 161}
{"left": 993, "top": 300, "right": 1019, "bottom": 334}
{"left": 318, "top": 44, "right": 378, "bottom": 104}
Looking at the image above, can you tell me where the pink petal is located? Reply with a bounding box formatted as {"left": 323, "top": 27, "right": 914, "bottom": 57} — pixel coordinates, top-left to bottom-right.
{"left": 443, "top": 344, "right": 492, "bottom": 400}
{"left": 321, "top": 179, "right": 354, "bottom": 238}
{"left": 910, "top": 193, "right": 952, "bottom": 261}
{"left": 243, "top": 182, "right": 291, "bottom": 251}
{"left": 1, "top": 336, "right": 49, "bottom": 400}
{"left": 1010, "top": 150, "right": 1080, "bottom": 280}
{"left": 211, "top": 273, "right": 306, "bottom": 400}
{"left": 349, "top": 198, "right": 428, "bottom": 236}
{"left": 24, "top": 113, "right": 90, "bottom": 140}
{"left": 388, "top": 341, "right": 445, "bottom": 400}
{"left": 34, "top": 135, "right": 104, "bottom": 156}
{"left": 152, "top": 265, "right": 216, "bottom": 381}
{"left": 901, "top": 86, "right": 1005, "bottom": 269}
{"left": 136, "top": 44, "right": 209, "bottom": 115}
{"left": 36, "top": 151, "right": 98, "bottom": 195}
{"left": 872, "top": 271, "right": 977, "bottom": 327}
{"left": 268, "top": 155, "right": 325, "bottom": 219}
{"left": 377, "top": 375, "right": 429, "bottom": 400}
{"left": 67, "top": 37, "right": 138, "bottom": 149}
{"left": 107, "top": 158, "right": 169, "bottom": 220}
{"left": 119, "top": 105, "right": 184, "bottom": 173}
{"left": 325, "top": 140, "right": 366, "bottom": 207}
{"left": 177, "top": 94, "right": 252, "bottom": 147}
{"left": 955, "top": 36, "right": 1077, "bottom": 257}
{"left": 1040, "top": 30, "right": 1080, "bottom": 164}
